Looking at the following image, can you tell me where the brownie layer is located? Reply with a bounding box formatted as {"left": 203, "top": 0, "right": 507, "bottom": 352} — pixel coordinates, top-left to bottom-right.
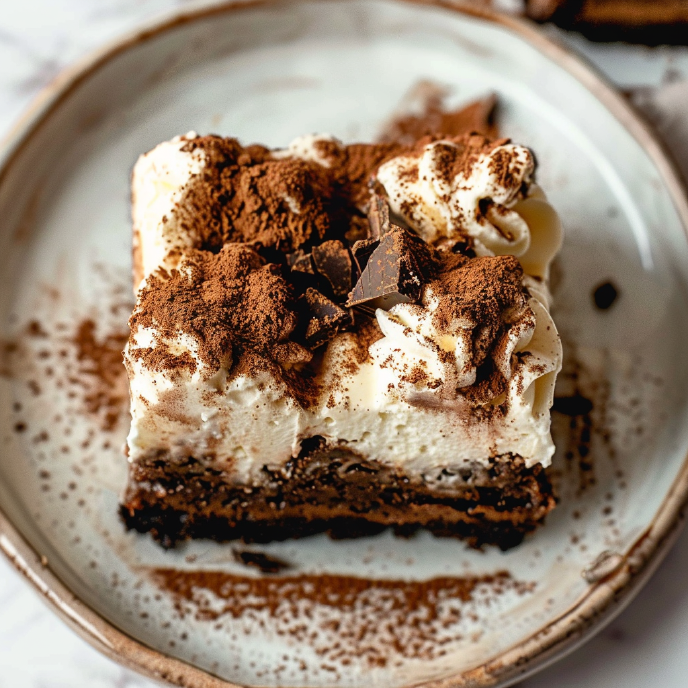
{"left": 120, "top": 439, "right": 555, "bottom": 550}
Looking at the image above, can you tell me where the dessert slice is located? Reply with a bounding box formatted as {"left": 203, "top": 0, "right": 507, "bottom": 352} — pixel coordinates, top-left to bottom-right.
{"left": 121, "top": 128, "right": 563, "bottom": 550}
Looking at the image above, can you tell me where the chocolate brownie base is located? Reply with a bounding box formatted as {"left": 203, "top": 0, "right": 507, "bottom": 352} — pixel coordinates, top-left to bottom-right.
{"left": 120, "top": 439, "right": 555, "bottom": 551}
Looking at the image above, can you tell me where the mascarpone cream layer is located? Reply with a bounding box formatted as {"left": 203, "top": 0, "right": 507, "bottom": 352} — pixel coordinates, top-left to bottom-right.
{"left": 131, "top": 133, "right": 205, "bottom": 290}
{"left": 126, "top": 133, "right": 563, "bottom": 484}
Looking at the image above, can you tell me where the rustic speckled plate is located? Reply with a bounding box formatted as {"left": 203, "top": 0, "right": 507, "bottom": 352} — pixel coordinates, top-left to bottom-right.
{"left": 2, "top": 1, "right": 688, "bottom": 686}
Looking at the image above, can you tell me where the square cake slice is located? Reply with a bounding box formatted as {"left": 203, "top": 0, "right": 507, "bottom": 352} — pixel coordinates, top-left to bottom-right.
{"left": 121, "top": 128, "right": 563, "bottom": 549}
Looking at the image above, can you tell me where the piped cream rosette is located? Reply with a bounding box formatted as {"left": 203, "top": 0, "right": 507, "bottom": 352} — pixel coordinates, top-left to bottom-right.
{"left": 371, "top": 138, "right": 563, "bottom": 417}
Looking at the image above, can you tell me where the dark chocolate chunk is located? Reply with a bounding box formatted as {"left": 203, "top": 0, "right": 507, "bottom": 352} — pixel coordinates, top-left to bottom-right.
{"left": 367, "top": 194, "right": 391, "bottom": 240}
{"left": 232, "top": 548, "right": 291, "bottom": 574}
{"left": 351, "top": 238, "right": 379, "bottom": 278}
{"left": 303, "top": 287, "right": 352, "bottom": 348}
{"left": 346, "top": 226, "right": 424, "bottom": 311}
{"left": 552, "top": 395, "right": 593, "bottom": 416}
{"left": 592, "top": 281, "right": 618, "bottom": 310}
{"left": 287, "top": 249, "right": 315, "bottom": 274}
{"left": 311, "top": 240, "right": 353, "bottom": 301}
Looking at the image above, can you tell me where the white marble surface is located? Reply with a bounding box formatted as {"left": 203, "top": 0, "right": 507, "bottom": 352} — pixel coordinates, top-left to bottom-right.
{"left": 2, "top": 1, "right": 688, "bottom": 686}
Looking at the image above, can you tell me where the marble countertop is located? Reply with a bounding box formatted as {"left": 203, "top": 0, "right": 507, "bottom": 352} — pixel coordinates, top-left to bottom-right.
{"left": 2, "top": 2, "right": 688, "bottom": 686}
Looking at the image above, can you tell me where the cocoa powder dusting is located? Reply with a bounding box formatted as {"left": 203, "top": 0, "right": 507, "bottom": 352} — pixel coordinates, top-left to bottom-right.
{"left": 177, "top": 136, "right": 334, "bottom": 253}
{"left": 430, "top": 253, "right": 527, "bottom": 404}
{"left": 431, "top": 255, "right": 525, "bottom": 335}
{"left": 151, "top": 568, "right": 533, "bottom": 667}
{"left": 379, "top": 91, "right": 498, "bottom": 146}
{"left": 72, "top": 320, "right": 129, "bottom": 431}
{"left": 431, "top": 134, "right": 510, "bottom": 189}
{"left": 176, "top": 135, "right": 396, "bottom": 254}
{"left": 351, "top": 316, "right": 384, "bottom": 364}
{"left": 130, "top": 244, "right": 305, "bottom": 374}
{"left": 314, "top": 140, "right": 406, "bottom": 208}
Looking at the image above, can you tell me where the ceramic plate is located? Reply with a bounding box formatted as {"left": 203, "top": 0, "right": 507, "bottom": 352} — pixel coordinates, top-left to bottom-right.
{"left": 2, "top": 1, "right": 688, "bottom": 686}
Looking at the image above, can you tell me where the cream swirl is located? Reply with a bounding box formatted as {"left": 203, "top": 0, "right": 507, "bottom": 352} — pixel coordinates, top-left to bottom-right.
{"left": 132, "top": 132, "right": 204, "bottom": 290}
{"left": 377, "top": 137, "right": 540, "bottom": 258}
{"left": 372, "top": 292, "right": 477, "bottom": 393}
{"left": 370, "top": 284, "right": 542, "bottom": 402}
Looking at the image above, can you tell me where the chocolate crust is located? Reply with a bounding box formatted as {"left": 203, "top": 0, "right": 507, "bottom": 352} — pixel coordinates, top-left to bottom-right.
{"left": 120, "top": 439, "right": 555, "bottom": 550}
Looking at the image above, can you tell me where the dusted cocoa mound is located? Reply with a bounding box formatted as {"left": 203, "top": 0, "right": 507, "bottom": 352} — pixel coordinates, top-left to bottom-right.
{"left": 176, "top": 136, "right": 334, "bottom": 252}
{"left": 120, "top": 439, "right": 555, "bottom": 551}
{"left": 174, "top": 135, "right": 406, "bottom": 255}
{"left": 128, "top": 244, "right": 308, "bottom": 374}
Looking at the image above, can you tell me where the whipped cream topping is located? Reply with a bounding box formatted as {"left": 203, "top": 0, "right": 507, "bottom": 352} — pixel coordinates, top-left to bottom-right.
{"left": 126, "top": 292, "right": 560, "bottom": 483}
{"left": 126, "top": 332, "right": 304, "bottom": 481}
{"left": 132, "top": 132, "right": 204, "bottom": 289}
{"left": 371, "top": 281, "right": 537, "bottom": 396}
{"left": 126, "top": 131, "right": 563, "bottom": 482}
{"left": 377, "top": 138, "right": 535, "bottom": 256}
{"left": 272, "top": 133, "right": 340, "bottom": 168}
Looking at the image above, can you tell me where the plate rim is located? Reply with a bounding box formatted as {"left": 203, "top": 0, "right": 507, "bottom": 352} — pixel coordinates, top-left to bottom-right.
{"left": 1, "top": 1, "right": 688, "bottom": 687}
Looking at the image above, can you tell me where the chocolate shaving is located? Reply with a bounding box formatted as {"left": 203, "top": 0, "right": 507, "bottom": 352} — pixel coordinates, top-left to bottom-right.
{"left": 287, "top": 249, "right": 315, "bottom": 275}
{"left": 351, "top": 238, "right": 379, "bottom": 279}
{"left": 231, "top": 548, "right": 291, "bottom": 574}
{"left": 367, "top": 194, "right": 391, "bottom": 240}
{"left": 346, "top": 227, "right": 425, "bottom": 312}
{"left": 311, "top": 240, "right": 353, "bottom": 301}
{"left": 303, "top": 288, "right": 351, "bottom": 349}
